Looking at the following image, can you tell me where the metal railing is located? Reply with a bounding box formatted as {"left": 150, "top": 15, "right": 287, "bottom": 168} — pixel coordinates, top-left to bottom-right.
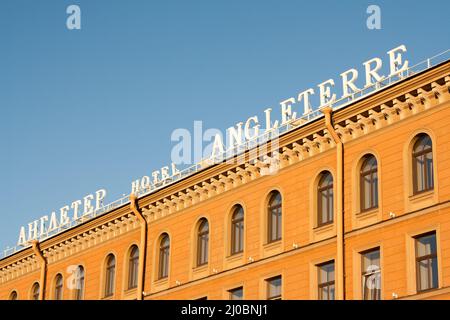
{"left": 2, "top": 48, "right": 449, "bottom": 260}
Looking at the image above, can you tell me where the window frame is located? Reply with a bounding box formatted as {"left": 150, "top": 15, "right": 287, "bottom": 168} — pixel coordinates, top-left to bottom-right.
{"left": 360, "top": 248, "right": 381, "bottom": 300}
{"left": 54, "top": 273, "right": 63, "bottom": 300}
{"left": 414, "top": 231, "right": 438, "bottom": 293}
{"left": 196, "top": 219, "right": 209, "bottom": 267}
{"left": 230, "top": 205, "right": 244, "bottom": 255}
{"left": 412, "top": 134, "right": 434, "bottom": 195}
{"left": 158, "top": 234, "right": 170, "bottom": 279}
{"left": 317, "top": 261, "right": 335, "bottom": 300}
{"left": 31, "top": 282, "right": 40, "bottom": 300}
{"left": 266, "top": 275, "right": 282, "bottom": 300}
{"left": 317, "top": 171, "right": 334, "bottom": 227}
{"left": 228, "top": 286, "right": 244, "bottom": 300}
{"left": 359, "top": 155, "right": 379, "bottom": 213}
{"left": 104, "top": 254, "right": 116, "bottom": 298}
{"left": 128, "top": 245, "right": 139, "bottom": 289}
{"left": 74, "top": 265, "right": 85, "bottom": 300}
{"left": 267, "top": 191, "right": 282, "bottom": 243}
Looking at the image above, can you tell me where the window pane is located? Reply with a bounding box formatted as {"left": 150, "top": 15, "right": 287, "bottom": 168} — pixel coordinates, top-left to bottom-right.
{"left": 416, "top": 234, "right": 436, "bottom": 256}
{"left": 229, "top": 287, "right": 243, "bottom": 300}
{"left": 267, "top": 276, "right": 281, "bottom": 300}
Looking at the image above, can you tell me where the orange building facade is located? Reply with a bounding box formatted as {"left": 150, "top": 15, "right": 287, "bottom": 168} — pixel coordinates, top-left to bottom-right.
{"left": 1, "top": 60, "right": 450, "bottom": 301}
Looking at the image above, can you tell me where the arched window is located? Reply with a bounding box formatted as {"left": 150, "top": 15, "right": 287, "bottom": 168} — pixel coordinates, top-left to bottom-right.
{"left": 54, "top": 273, "right": 63, "bottom": 300}
{"left": 360, "top": 155, "right": 379, "bottom": 212}
{"left": 31, "top": 282, "right": 40, "bottom": 300}
{"left": 412, "top": 134, "right": 434, "bottom": 194}
{"left": 128, "top": 246, "right": 139, "bottom": 289}
{"left": 267, "top": 191, "right": 282, "bottom": 243}
{"left": 9, "top": 291, "right": 18, "bottom": 300}
{"left": 317, "top": 171, "right": 334, "bottom": 226}
{"left": 158, "top": 234, "right": 170, "bottom": 279}
{"left": 74, "top": 265, "right": 85, "bottom": 300}
{"left": 104, "top": 254, "right": 116, "bottom": 297}
{"left": 230, "top": 205, "right": 244, "bottom": 255}
{"left": 197, "top": 219, "right": 209, "bottom": 266}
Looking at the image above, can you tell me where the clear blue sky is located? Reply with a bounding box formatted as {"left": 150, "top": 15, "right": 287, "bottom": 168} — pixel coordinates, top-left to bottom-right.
{"left": 1, "top": 0, "right": 449, "bottom": 251}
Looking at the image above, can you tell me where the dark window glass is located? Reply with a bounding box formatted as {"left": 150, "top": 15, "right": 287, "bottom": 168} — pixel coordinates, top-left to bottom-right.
{"left": 415, "top": 232, "right": 438, "bottom": 292}
{"left": 229, "top": 287, "right": 243, "bottom": 300}
{"left": 267, "top": 191, "right": 282, "bottom": 243}
{"left": 412, "top": 134, "right": 434, "bottom": 194}
{"left": 104, "top": 254, "right": 116, "bottom": 297}
{"left": 159, "top": 235, "right": 170, "bottom": 279}
{"left": 31, "top": 283, "right": 40, "bottom": 300}
{"left": 317, "top": 171, "right": 334, "bottom": 226}
{"left": 197, "top": 219, "right": 209, "bottom": 266}
{"left": 74, "top": 266, "right": 85, "bottom": 300}
{"left": 318, "top": 261, "right": 335, "bottom": 300}
{"left": 231, "top": 206, "right": 244, "bottom": 255}
{"left": 360, "top": 155, "right": 378, "bottom": 212}
{"left": 128, "top": 246, "right": 139, "bottom": 289}
{"left": 9, "top": 291, "right": 18, "bottom": 300}
{"left": 266, "top": 276, "right": 282, "bottom": 300}
{"left": 54, "top": 274, "right": 63, "bottom": 300}
{"left": 361, "top": 248, "right": 381, "bottom": 300}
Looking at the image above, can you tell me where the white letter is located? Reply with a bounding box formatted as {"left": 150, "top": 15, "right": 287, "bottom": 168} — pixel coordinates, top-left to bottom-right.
{"left": 280, "top": 98, "right": 297, "bottom": 125}
{"left": 388, "top": 45, "right": 409, "bottom": 76}
{"left": 95, "top": 189, "right": 107, "bottom": 211}
{"left": 264, "top": 108, "right": 279, "bottom": 131}
{"left": 244, "top": 116, "right": 260, "bottom": 140}
{"left": 82, "top": 195, "right": 94, "bottom": 216}
{"left": 60, "top": 205, "right": 70, "bottom": 225}
{"left": 140, "top": 176, "right": 150, "bottom": 191}
{"left": 48, "top": 212, "right": 59, "bottom": 232}
{"left": 131, "top": 179, "right": 141, "bottom": 195}
{"left": 297, "top": 88, "right": 315, "bottom": 115}
{"left": 318, "top": 79, "right": 336, "bottom": 107}
{"left": 17, "top": 227, "right": 26, "bottom": 246}
{"left": 71, "top": 200, "right": 82, "bottom": 220}
{"left": 210, "top": 133, "right": 225, "bottom": 160}
{"left": 227, "top": 122, "right": 243, "bottom": 147}
{"left": 66, "top": 5, "right": 81, "bottom": 30}
{"left": 161, "top": 166, "right": 170, "bottom": 180}
{"left": 340, "top": 69, "right": 360, "bottom": 97}
{"left": 151, "top": 170, "right": 160, "bottom": 184}
{"left": 363, "top": 57, "right": 385, "bottom": 87}
{"left": 28, "top": 220, "right": 39, "bottom": 241}
{"left": 171, "top": 163, "right": 180, "bottom": 177}
{"left": 39, "top": 216, "right": 48, "bottom": 237}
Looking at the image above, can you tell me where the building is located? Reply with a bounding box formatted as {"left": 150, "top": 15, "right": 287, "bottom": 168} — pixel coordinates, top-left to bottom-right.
{"left": 1, "top": 57, "right": 449, "bottom": 301}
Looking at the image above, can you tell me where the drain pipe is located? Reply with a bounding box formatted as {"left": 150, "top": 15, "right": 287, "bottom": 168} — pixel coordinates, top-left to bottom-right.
{"left": 31, "top": 240, "right": 47, "bottom": 300}
{"left": 130, "top": 193, "right": 148, "bottom": 300}
{"left": 322, "top": 106, "right": 345, "bottom": 300}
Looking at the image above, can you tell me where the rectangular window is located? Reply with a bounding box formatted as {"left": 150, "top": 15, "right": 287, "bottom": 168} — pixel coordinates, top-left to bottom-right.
{"left": 415, "top": 232, "right": 438, "bottom": 292}
{"left": 228, "top": 287, "right": 243, "bottom": 300}
{"left": 361, "top": 248, "right": 381, "bottom": 300}
{"left": 266, "top": 276, "right": 282, "bottom": 300}
{"left": 317, "top": 261, "right": 335, "bottom": 300}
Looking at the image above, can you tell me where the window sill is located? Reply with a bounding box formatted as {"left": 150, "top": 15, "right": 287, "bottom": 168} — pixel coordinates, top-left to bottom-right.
{"left": 154, "top": 277, "right": 168, "bottom": 286}
{"left": 313, "top": 222, "right": 334, "bottom": 234}
{"left": 226, "top": 252, "right": 243, "bottom": 262}
{"left": 409, "top": 189, "right": 434, "bottom": 202}
{"left": 263, "top": 240, "right": 282, "bottom": 250}
{"left": 124, "top": 287, "right": 137, "bottom": 294}
{"left": 357, "top": 207, "right": 379, "bottom": 218}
